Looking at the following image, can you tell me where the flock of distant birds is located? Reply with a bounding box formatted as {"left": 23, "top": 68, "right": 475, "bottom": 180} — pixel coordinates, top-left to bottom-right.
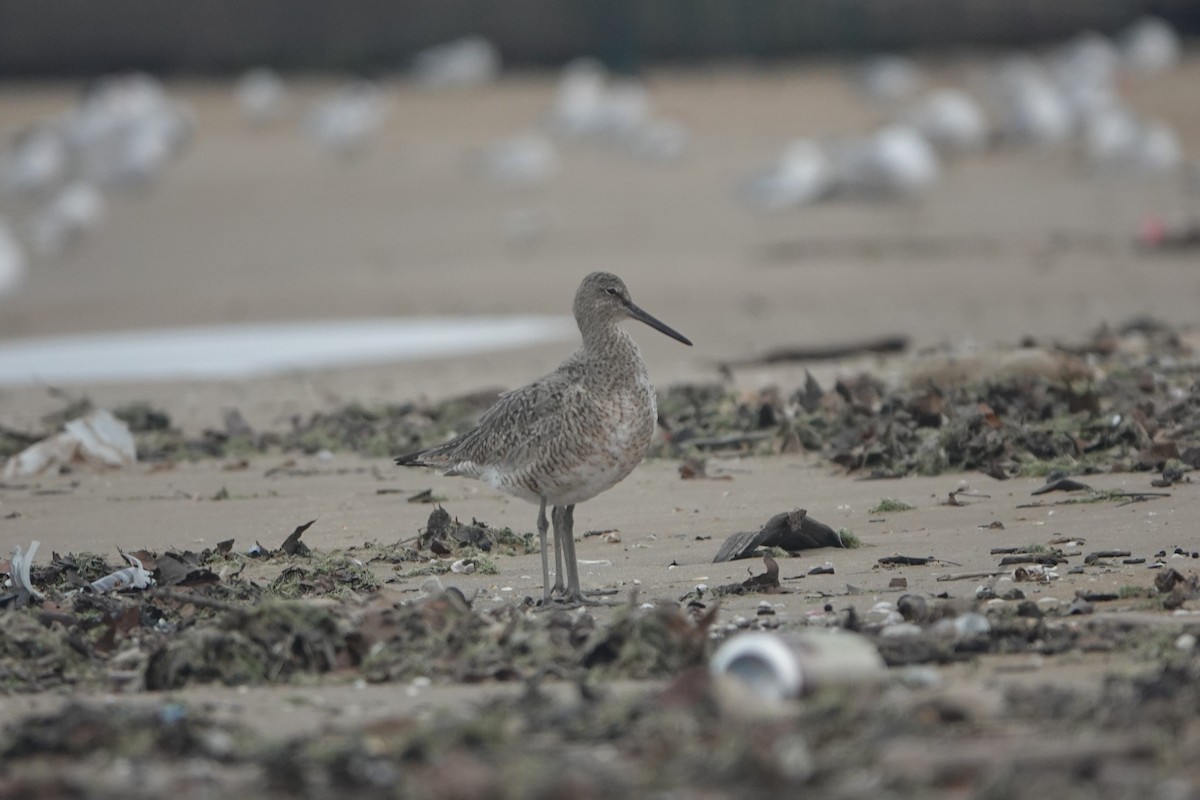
{"left": 0, "top": 17, "right": 1190, "bottom": 303}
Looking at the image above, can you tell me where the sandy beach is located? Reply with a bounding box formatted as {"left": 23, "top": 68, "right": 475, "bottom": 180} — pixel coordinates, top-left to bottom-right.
{"left": 2, "top": 55, "right": 1200, "bottom": 796}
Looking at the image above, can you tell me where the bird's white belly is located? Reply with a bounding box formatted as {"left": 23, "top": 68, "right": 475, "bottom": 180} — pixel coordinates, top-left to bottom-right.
{"left": 550, "top": 389, "right": 653, "bottom": 504}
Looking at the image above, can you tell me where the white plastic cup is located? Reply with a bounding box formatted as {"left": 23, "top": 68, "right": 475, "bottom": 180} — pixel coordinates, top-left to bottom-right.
{"left": 710, "top": 631, "right": 886, "bottom": 701}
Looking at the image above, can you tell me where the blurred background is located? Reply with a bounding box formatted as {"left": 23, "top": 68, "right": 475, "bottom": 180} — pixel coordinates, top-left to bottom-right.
{"left": 1, "top": 1, "right": 1198, "bottom": 429}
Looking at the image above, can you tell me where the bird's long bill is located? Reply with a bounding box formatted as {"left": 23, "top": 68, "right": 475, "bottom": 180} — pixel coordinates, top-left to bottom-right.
{"left": 627, "top": 301, "right": 693, "bottom": 346}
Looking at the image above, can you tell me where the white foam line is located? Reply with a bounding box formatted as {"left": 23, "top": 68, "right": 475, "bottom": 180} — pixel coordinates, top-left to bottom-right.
{"left": 0, "top": 316, "right": 576, "bottom": 385}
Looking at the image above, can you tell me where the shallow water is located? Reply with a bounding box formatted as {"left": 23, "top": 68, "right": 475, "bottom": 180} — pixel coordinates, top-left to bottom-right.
{"left": 0, "top": 316, "right": 575, "bottom": 385}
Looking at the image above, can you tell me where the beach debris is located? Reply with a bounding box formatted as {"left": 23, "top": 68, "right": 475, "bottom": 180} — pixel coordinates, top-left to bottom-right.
{"left": 1031, "top": 472, "right": 1091, "bottom": 495}
{"left": 1013, "top": 565, "right": 1058, "bottom": 583}
{"left": 4, "top": 540, "right": 43, "bottom": 606}
{"left": 280, "top": 520, "right": 315, "bottom": 557}
{"left": 1083, "top": 549, "right": 1132, "bottom": 565}
{"left": 2, "top": 408, "right": 136, "bottom": 479}
{"left": 88, "top": 552, "right": 154, "bottom": 593}
{"left": 879, "top": 555, "right": 936, "bottom": 567}
{"left": 869, "top": 497, "right": 914, "bottom": 514}
{"left": 727, "top": 334, "right": 909, "bottom": 366}
{"left": 148, "top": 550, "right": 221, "bottom": 588}
{"left": 677, "top": 456, "right": 732, "bottom": 480}
{"left": 1138, "top": 216, "right": 1200, "bottom": 251}
{"left": 713, "top": 509, "right": 849, "bottom": 562}
{"left": 711, "top": 630, "right": 885, "bottom": 700}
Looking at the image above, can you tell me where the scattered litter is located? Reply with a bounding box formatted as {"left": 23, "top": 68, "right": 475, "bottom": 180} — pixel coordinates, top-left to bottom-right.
{"left": 3, "top": 408, "right": 136, "bottom": 478}
{"left": 280, "top": 520, "right": 315, "bottom": 557}
{"left": 878, "top": 555, "right": 935, "bottom": 567}
{"left": 4, "top": 540, "right": 43, "bottom": 605}
{"left": 88, "top": 552, "right": 154, "bottom": 593}
{"left": 711, "top": 630, "right": 886, "bottom": 700}
{"left": 713, "top": 509, "right": 852, "bottom": 563}
{"left": 450, "top": 559, "right": 476, "bottom": 574}
{"left": 1031, "top": 473, "right": 1091, "bottom": 495}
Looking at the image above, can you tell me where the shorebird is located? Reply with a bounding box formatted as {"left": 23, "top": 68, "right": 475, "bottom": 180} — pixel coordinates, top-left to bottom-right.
{"left": 395, "top": 272, "right": 692, "bottom": 604}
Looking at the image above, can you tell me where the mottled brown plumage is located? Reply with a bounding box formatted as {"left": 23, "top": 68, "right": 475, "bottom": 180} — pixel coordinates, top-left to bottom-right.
{"left": 396, "top": 272, "right": 692, "bottom": 604}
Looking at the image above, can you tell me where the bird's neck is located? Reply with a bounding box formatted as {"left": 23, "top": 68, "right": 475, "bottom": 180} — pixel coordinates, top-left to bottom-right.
{"left": 580, "top": 320, "right": 642, "bottom": 365}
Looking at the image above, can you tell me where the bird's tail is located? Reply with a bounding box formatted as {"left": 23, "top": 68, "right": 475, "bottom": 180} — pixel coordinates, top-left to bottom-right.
{"left": 394, "top": 450, "right": 432, "bottom": 467}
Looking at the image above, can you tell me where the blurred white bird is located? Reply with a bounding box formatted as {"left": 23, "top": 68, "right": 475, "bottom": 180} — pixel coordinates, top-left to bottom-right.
{"left": 28, "top": 181, "right": 105, "bottom": 258}
{"left": 63, "top": 73, "right": 193, "bottom": 189}
{"left": 0, "top": 219, "right": 28, "bottom": 299}
{"left": 859, "top": 55, "right": 922, "bottom": 105}
{"left": 479, "top": 133, "right": 559, "bottom": 186}
{"left": 1119, "top": 16, "right": 1182, "bottom": 74}
{"left": 742, "top": 139, "right": 834, "bottom": 210}
{"left": 1, "top": 124, "right": 68, "bottom": 197}
{"left": 548, "top": 58, "right": 609, "bottom": 137}
{"left": 412, "top": 36, "right": 500, "bottom": 89}
{"left": 236, "top": 68, "right": 288, "bottom": 124}
{"left": 304, "top": 81, "right": 388, "bottom": 157}
{"left": 547, "top": 60, "right": 688, "bottom": 161}
{"left": 989, "top": 57, "right": 1074, "bottom": 145}
{"left": 832, "top": 124, "right": 941, "bottom": 197}
{"left": 904, "top": 89, "right": 989, "bottom": 153}
{"left": 625, "top": 118, "right": 690, "bottom": 162}
{"left": 1049, "top": 32, "right": 1122, "bottom": 119}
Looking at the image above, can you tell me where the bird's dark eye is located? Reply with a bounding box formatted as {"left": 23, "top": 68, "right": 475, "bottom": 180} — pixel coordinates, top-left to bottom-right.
{"left": 605, "top": 287, "right": 618, "bottom": 296}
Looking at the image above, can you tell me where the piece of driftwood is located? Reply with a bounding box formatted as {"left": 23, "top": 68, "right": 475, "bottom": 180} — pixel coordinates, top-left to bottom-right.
{"left": 878, "top": 555, "right": 935, "bottom": 566}
{"left": 727, "top": 334, "right": 909, "bottom": 367}
{"left": 712, "top": 508, "right": 847, "bottom": 563}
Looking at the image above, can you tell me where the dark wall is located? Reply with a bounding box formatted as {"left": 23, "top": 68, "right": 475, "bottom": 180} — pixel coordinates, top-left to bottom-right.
{"left": 1, "top": 0, "right": 1196, "bottom": 77}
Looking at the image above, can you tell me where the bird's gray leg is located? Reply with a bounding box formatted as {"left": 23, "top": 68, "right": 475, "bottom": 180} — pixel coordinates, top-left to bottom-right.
{"left": 537, "top": 498, "right": 551, "bottom": 603}
{"left": 551, "top": 505, "right": 566, "bottom": 597}
{"left": 558, "top": 504, "right": 585, "bottom": 604}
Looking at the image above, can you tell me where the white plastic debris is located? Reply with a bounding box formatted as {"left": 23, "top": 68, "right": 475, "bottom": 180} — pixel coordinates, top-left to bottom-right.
{"left": 89, "top": 552, "right": 154, "bottom": 593}
{"left": 711, "top": 630, "right": 886, "bottom": 700}
{"left": 2, "top": 408, "right": 137, "bottom": 479}
{"left": 8, "top": 541, "right": 44, "bottom": 603}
